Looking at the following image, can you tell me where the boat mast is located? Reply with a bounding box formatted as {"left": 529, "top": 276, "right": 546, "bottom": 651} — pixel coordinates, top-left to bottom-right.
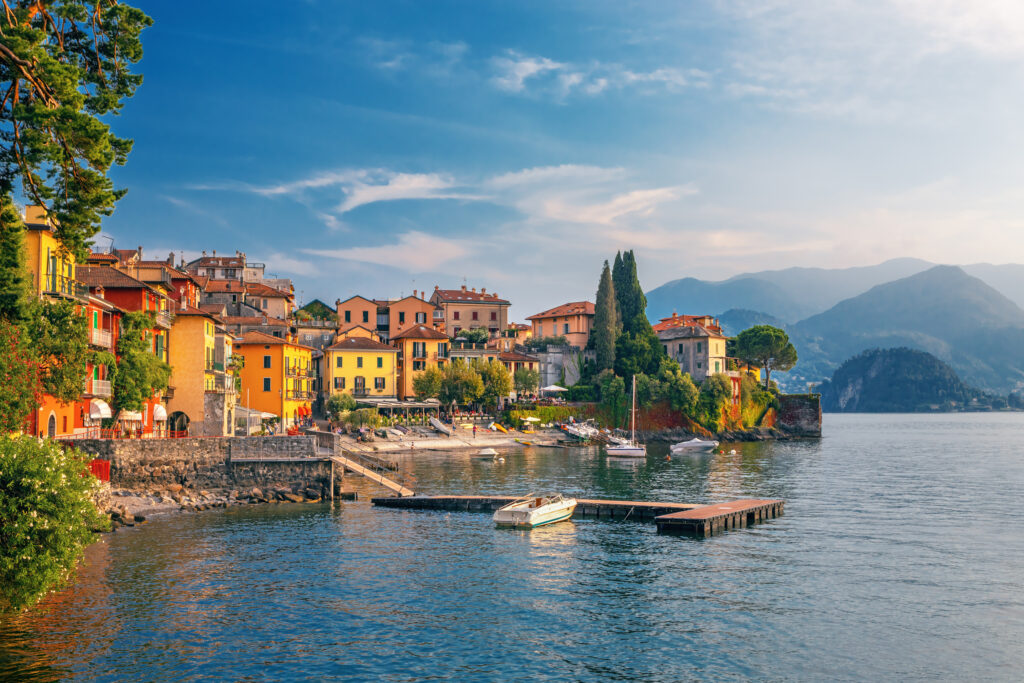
{"left": 631, "top": 375, "right": 636, "bottom": 442}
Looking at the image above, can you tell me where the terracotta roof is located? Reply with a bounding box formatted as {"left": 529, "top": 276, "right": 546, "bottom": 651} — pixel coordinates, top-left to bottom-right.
{"left": 326, "top": 337, "right": 398, "bottom": 352}
{"left": 526, "top": 301, "right": 595, "bottom": 320}
{"left": 87, "top": 251, "right": 119, "bottom": 263}
{"left": 508, "top": 323, "right": 531, "bottom": 331}
{"left": 391, "top": 324, "right": 450, "bottom": 340}
{"left": 76, "top": 266, "right": 158, "bottom": 293}
{"left": 432, "top": 287, "right": 510, "bottom": 304}
{"left": 193, "top": 275, "right": 210, "bottom": 289}
{"left": 172, "top": 303, "right": 215, "bottom": 319}
{"left": 652, "top": 313, "right": 723, "bottom": 334}
{"left": 499, "top": 351, "right": 538, "bottom": 362}
{"left": 187, "top": 255, "right": 245, "bottom": 268}
{"left": 245, "top": 281, "right": 291, "bottom": 298}
{"left": 204, "top": 279, "right": 246, "bottom": 293}
{"left": 656, "top": 324, "right": 725, "bottom": 340}
{"left": 235, "top": 330, "right": 314, "bottom": 350}
{"left": 336, "top": 294, "right": 377, "bottom": 307}
{"left": 200, "top": 303, "right": 226, "bottom": 316}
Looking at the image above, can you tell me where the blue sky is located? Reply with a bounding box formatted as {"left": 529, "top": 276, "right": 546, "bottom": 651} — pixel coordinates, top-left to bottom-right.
{"left": 102, "top": 1, "right": 1024, "bottom": 319}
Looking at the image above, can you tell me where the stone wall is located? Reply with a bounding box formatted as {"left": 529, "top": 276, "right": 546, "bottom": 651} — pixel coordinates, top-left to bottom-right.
{"left": 66, "top": 435, "right": 333, "bottom": 493}
{"left": 777, "top": 394, "right": 822, "bottom": 437}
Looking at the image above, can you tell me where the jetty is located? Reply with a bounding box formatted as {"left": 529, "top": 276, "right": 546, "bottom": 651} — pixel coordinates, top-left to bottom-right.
{"left": 372, "top": 495, "right": 783, "bottom": 536}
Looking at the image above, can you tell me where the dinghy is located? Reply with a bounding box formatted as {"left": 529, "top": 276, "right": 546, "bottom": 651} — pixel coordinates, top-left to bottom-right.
{"left": 493, "top": 493, "right": 577, "bottom": 528}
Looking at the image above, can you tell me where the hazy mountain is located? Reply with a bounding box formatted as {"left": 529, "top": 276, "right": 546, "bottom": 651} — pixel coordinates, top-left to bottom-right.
{"left": 646, "top": 258, "right": 1024, "bottom": 323}
{"left": 791, "top": 266, "right": 1024, "bottom": 393}
{"left": 817, "top": 348, "right": 997, "bottom": 412}
{"left": 716, "top": 309, "right": 788, "bottom": 337}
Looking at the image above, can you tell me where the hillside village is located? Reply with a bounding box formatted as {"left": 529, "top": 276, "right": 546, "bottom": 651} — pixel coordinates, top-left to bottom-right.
{"left": 18, "top": 205, "right": 759, "bottom": 440}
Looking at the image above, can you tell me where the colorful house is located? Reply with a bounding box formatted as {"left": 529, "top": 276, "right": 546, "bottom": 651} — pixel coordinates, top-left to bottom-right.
{"left": 391, "top": 324, "right": 451, "bottom": 400}
{"left": 167, "top": 303, "right": 233, "bottom": 435}
{"left": 324, "top": 336, "right": 399, "bottom": 400}
{"left": 526, "top": 301, "right": 595, "bottom": 348}
{"left": 233, "top": 331, "right": 314, "bottom": 429}
{"left": 429, "top": 285, "right": 510, "bottom": 338}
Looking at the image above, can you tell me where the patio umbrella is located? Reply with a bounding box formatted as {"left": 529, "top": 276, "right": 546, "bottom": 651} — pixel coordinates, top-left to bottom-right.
{"left": 540, "top": 385, "right": 567, "bottom": 392}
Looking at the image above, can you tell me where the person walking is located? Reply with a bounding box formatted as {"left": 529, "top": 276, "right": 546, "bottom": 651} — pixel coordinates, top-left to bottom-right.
{"left": 473, "top": 424, "right": 477, "bottom": 439}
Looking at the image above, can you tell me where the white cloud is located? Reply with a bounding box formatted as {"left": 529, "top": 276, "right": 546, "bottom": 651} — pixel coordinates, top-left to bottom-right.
{"left": 306, "top": 231, "right": 471, "bottom": 272}
{"left": 335, "top": 172, "right": 479, "bottom": 214}
{"left": 491, "top": 52, "right": 565, "bottom": 92}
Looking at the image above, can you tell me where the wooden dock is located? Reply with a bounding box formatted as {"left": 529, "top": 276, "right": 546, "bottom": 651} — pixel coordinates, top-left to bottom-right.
{"left": 654, "top": 499, "right": 784, "bottom": 537}
{"left": 371, "top": 495, "right": 783, "bottom": 535}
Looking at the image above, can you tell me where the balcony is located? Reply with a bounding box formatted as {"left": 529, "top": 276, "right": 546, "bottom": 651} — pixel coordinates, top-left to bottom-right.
{"left": 206, "top": 374, "right": 236, "bottom": 394}
{"left": 285, "top": 366, "right": 314, "bottom": 378}
{"left": 353, "top": 388, "right": 369, "bottom": 398}
{"left": 285, "top": 389, "right": 315, "bottom": 400}
{"left": 433, "top": 310, "right": 445, "bottom": 320}
{"left": 39, "top": 273, "right": 89, "bottom": 301}
{"left": 154, "top": 310, "right": 174, "bottom": 329}
{"left": 85, "top": 379, "right": 112, "bottom": 398}
{"left": 206, "top": 360, "right": 225, "bottom": 373}
{"left": 90, "top": 328, "right": 113, "bottom": 348}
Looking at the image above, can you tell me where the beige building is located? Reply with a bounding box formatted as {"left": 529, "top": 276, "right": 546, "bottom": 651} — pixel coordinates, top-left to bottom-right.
{"left": 430, "top": 285, "right": 509, "bottom": 338}
{"left": 526, "top": 301, "right": 595, "bottom": 348}
{"left": 657, "top": 324, "right": 729, "bottom": 382}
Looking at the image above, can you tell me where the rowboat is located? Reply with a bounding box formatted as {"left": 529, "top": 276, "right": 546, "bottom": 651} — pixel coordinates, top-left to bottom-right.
{"left": 493, "top": 493, "right": 577, "bottom": 528}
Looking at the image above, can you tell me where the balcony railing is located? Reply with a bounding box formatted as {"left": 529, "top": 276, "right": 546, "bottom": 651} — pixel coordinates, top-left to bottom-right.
{"left": 285, "top": 366, "right": 315, "bottom": 378}
{"left": 285, "top": 389, "right": 315, "bottom": 400}
{"left": 206, "top": 374, "right": 236, "bottom": 394}
{"left": 85, "top": 379, "right": 112, "bottom": 398}
{"left": 154, "top": 310, "right": 174, "bottom": 328}
{"left": 206, "top": 360, "right": 225, "bottom": 372}
{"left": 433, "top": 310, "right": 445, "bottom": 320}
{"left": 90, "top": 328, "right": 113, "bottom": 348}
{"left": 353, "top": 388, "right": 369, "bottom": 397}
{"left": 38, "top": 272, "right": 89, "bottom": 300}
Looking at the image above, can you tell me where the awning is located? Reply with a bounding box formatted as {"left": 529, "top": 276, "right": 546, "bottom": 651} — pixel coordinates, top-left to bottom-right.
{"left": 89, "top": 399, "right": 112, "bottom": 420}
{"left": 541, "top": 385, "right": 568, "bottom": 392}
{"left": 118, "top": 410, "right": 143, "bottom": 422}
{"left": 153, "top": 404, "right": 168, "bottom": 421}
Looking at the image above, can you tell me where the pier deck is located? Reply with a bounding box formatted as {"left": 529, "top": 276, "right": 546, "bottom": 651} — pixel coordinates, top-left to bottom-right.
{"left": 654, "top": 499, "right": 784, "bottom": 537}
{"left": 372, "top": 495, "right": 783, "bottom": 534}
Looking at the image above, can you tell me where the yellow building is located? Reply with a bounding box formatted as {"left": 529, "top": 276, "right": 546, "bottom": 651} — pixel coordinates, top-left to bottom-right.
{"left": 167, "top": 305, "right": 225, "bottom": 435}
{"left": 324, "top": 337, "right": 399, "bottom": 400}
{"left": 233, "top": 330, "right": 314, "bottom": 428}
{"left": 392, "top": 324, "right": 451, "bottom": 400}
{"left": 23, "top": 206, "right": 84, "bottom": 301}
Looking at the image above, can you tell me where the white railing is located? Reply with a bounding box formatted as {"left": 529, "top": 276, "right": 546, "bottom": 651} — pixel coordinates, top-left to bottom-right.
{"left": 88, "top": 379, "right": 112, "bottom": 397}
{"left": 90, "top": 328, "right": 113, "bottom": 348}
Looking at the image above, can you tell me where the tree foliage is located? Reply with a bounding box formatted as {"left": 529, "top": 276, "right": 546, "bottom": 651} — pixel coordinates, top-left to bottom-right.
{"left": 0, "top": 0, "right": 152, "bottom": 259}
{"left": 612, "top": 250, "right": 647, "bottom": 334}
{"left": 24, "top": 297, "right": 87, "bottom": 401}
{"left": 439, "top": 360, "right": 483, "bottom": 405}
{"left": 593, "top": 259, "right": 617, "bottom": 371}
{"left": 412, "top": 365, "right": 443, "bottom": 399}
{"left": 325, "top": 392, "right": 356, "bottom": 421}
{"left": 455, "top": 327, "right": 489, "bottom": 344}
{"left": 0, "top": 196, "right": 30, "bottom": 321}
{"left": 0, "top": 437, "right": 108, "bottom": 612}
{"left": 696, "top": 373, "right": 732, "bottom": 432}
{"left": 0, "top": 318, "right": 40, "bottom": 431}
{"left": 514, "top": 367, "right": 539, "bottom": 395}
{"left": 733, "top": 325, "right": 798, "bottom": 387}
{"left": 111, "top": 310, "right": 169, "bottom": 411}
{"left": 477, "top": 359, "right": 512, "bottom": 408}
{"left": 523, "top": 334, "right": 568, "bottom": 351}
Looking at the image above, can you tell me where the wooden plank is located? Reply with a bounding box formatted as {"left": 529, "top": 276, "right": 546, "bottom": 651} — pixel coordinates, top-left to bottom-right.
{"left": 329, "top": 455, "right": 415, "bottom": 497}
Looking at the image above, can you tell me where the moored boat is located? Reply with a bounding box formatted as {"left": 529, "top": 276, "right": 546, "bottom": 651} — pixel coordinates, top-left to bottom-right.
{"left": 477, "top": 447, "right": 499, "bottom": 457}
{"left": 606, "top": 376, "right": 646, "bottom": 458}
{"left": 493, "top": 493, "right": 577, "bottom": 528}
{"left": 670, "top": 437, "right": 720, "bottom": 452}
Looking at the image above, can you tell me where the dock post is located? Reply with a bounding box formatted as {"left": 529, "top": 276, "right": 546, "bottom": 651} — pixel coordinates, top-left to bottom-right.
{"left": 329, "top": 460, "right": 335, "bottom": 502}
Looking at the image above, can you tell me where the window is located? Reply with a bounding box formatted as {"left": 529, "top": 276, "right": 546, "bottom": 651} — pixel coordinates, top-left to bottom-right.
{"left": 453, "top": 327, "right": 461, "bottom": 334}
{"left": 537, "top": 324, "right": 543, "bottom": 336}
{"left": 415, "top": 312, "right": 426, "bottom": 324}
{"left": 263, "top": 355, "right": 272, "bottom": 368}
{"left": 677, "top": 344, "right": 683, "bottom": 354}
{"left": 377, "top": 356, "right": 383, "bottom": 368}
{"left": 375, "top": 377, "right": 385, "bottom": 390}
{"left": 453, "top": 311, "right": 460, "bottom": 321}
{"left": 362, "top": 311, "right": 369, "bottom": 323}
{"left": 715, "top": 361, "right": 720, "bottom": 372}
{"left": 357, "top": 357, "right": 363, "bottom": 368}
{"left": 696, "top": 362, "right": 702, "bottom": 369}
{"left": 697, "top": 342, "right": 702, "bottom": 352}
{"left": 334, "top": 377, "right": 345, "bottom": 389}
{"left": 263, "top": 377, "right": 271, "bottom": 391}
{"left": 563, "top": 323, "right": 569, "bottom": 334}
{"left": 490, "top": 312, "right": 497, "bottom": 321}
{"left": 472, "top": 311, "right": 479, "bottom": 321}
{"left": 413, "top": 360, "right": 425, "bottom": 371}
{"left": 336, "top": 356, "right": 343, "bottom": 368}
{"left": 345, "top": 310, "right": 351, "bottom": 323}
{"left": 231, "top": 294, "right": 237, "bottom": 302}
{"left": 399, "top": 311, "right": 405, "bottom": 324}
{"left": 412, "top": 342, "right": 426, "bottom": 358}
{"left": 93, "top": 311, "right": 98, "bottom": 328}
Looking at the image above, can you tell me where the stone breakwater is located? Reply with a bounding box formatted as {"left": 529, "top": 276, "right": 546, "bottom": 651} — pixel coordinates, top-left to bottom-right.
{"left": 68, "top": 435, "right": 344, "bottom": 530}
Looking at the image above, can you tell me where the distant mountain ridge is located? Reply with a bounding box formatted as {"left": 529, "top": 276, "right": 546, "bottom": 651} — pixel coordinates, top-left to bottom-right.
{"left": 646, "top": 258, "right": 1024, "bottom": 323}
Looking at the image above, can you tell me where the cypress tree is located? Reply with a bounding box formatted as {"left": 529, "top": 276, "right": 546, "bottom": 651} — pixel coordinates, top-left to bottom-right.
{"left": 0, "top": 198, "right": 31, "bottom": 322}
{"left": 612, "top": 251, "right": 625, "bottom": 328}
{"left": 593, "top": 260, "right": 618, "bottom": 371}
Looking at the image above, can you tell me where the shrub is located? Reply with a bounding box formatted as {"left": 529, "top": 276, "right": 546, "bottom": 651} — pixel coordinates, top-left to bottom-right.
{"left": 325, "top": 393, "right": 357, "bottom": 420}
{"left": 0, "top": 437, "right": 109, "bottom": 612}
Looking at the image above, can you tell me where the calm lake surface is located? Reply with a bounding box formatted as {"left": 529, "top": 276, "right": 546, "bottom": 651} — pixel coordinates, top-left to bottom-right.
{"left": 2, "top": 413, "right": 1023, "bottom": 681}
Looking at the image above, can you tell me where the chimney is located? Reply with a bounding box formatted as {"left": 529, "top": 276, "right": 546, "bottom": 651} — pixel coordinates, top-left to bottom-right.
{"left": 167, "top": 252, "right": 173, "bottom": 265}
{"left": 471, "top": 287, "right": 476, "bottom": 293}
{"left": 335, "top": 298, "right": 341, "bottom": 306}
{"left": 212, "top": 249, "right": 216, "bottom": 257}
{"left": 461, "top": 285, "right": 466, "bottom": 292}
{"left": 202, "top": 250, "right": 207, "bottom": 257}
{"left": 413, "top": 289, "right": 418, "bottom": 298}
{"left": 481, "top": 288, "right": 486, "bottom": 294}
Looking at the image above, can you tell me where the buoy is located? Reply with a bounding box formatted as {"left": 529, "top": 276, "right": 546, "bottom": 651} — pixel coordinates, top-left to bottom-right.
{"left": 665, "top": 455, "right": 671, "bottom": 461}
{"left": 498, "top": 457, "right": 505, "bottom": 462}
{"left": 729, "top": 449, "right": 737, "bottom": 455}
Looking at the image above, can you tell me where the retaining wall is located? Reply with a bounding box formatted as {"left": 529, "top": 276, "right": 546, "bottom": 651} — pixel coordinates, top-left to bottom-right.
{"left": 777, "top": 394, "right": 822, "bottom": 437}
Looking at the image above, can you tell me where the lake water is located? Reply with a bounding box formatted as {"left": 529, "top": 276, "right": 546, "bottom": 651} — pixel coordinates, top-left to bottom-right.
{"left": 2, "top": 414, "right": 1023, "bottom": 681}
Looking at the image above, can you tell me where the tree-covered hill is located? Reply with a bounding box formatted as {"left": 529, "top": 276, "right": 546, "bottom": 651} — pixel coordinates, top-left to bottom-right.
{"left": 817, "top": 348, "right": 1002, "bottom": 412}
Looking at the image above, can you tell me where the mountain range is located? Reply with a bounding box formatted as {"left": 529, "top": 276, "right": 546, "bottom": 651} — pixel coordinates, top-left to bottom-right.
{"left": 645, "top": 261, "right": 1024, "bottom": 394}
{"left": 647, "top": 258, "right": 1024, "bottom": 323}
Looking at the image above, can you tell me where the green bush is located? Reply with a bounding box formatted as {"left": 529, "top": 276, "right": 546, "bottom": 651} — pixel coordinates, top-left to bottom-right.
{"left": 565, "top": 384, "right": 597, "bottom": 402}
{"left": 0, "top": 437, "right": 109, "bottom": 612}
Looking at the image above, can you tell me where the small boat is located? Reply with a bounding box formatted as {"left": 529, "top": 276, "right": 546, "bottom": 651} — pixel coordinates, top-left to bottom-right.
{"left": 606, "top": 376, "right": 646, "bottom": 458}
{"left": 670, "top": 437, "right": 720, "bottom": 452}
{"left": 493, "top": 493, "right": 577, "bottom": 528}
{"left": 477, "top": 447, "right": 499, "bottom": 457}
{"left": 492, "top": 423, "right": 509, "bottom": 434}
{"left": 429, "top": 417, "right": 453, "bottom": 435}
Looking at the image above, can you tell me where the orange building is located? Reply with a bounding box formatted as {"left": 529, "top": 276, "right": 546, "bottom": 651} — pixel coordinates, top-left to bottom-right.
{"left": 233, "top": 331, "right": 314, "bottom": 429}
{"left": 336, "top": 295, "right": 378, "bottom": 335}
{"left": 391, "top": 324, "right": 450, "bottom": 400}
{"left": 526, "top": 301, "right": 595, "bottom": 348}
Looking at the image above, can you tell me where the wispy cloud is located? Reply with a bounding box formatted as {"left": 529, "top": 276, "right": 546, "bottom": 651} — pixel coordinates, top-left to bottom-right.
{"left": 305, "top": 231, "right": 471, "bottom": 272}
{"left": 491, "top": 52, "right": 566, "bottom": 92}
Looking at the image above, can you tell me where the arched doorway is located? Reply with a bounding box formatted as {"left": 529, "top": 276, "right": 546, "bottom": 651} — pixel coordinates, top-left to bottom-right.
{"left": 168, "top": 411, "right": 190, "bottom": 435}
{"left": 47, "top": 414, "right": 56, "bottom": 439}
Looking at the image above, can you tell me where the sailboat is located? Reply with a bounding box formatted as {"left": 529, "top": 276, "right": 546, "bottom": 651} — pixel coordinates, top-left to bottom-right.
{"left": 606, "top": 375, "right": 647, "bottom": 458}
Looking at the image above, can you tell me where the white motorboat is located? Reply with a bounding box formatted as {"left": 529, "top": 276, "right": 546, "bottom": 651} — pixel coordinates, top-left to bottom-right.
{"left": 493, "top": 493, "right": 577, "bottom": 528}
{"left": 477, "top": 447, "right": 499, "bottom": 457}
{"left": 670, "top": 437, "right": 720, "bottom": 452}
{"left": 606, "top": 376, "right": 646, "bottom": 458}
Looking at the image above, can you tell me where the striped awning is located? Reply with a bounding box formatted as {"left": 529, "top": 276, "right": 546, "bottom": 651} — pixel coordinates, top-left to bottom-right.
{"left": 89, "top": 399, "right": 112, "bottom": 420}
{"left": 153, "top": 404, "right": 168, "bottom": 421}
